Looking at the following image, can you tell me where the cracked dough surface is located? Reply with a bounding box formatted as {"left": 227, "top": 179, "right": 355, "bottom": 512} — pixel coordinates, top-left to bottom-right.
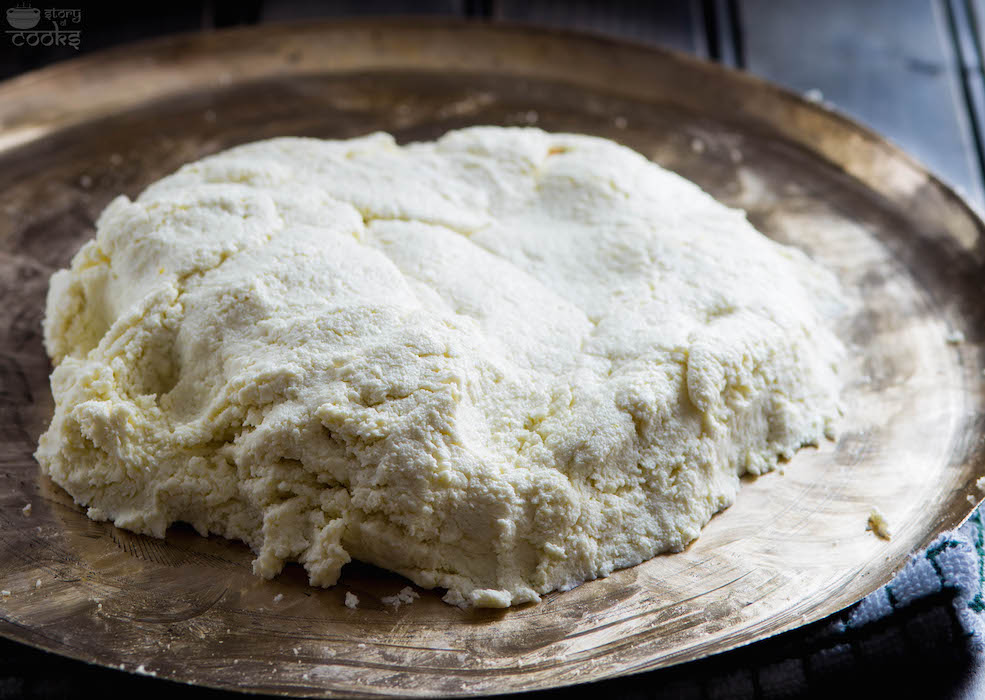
{"left": 37, "top": 127, "right": 843, "bottom": 607}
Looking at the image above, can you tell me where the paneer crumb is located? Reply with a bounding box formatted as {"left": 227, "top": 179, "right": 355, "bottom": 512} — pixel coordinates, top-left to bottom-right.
{"left": 382, "top": 586, "right": 420, "bottom": 609}
{"left": 867, "top": 508, "right": 892, "bottom": 540}
{"left": 344, "top": 592, "right": 359, "bottom": 609}
{"left": 273, "top": 593, "right": 284, "bottom": 603}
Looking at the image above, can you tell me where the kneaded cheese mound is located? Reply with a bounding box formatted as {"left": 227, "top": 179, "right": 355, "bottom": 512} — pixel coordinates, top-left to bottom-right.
{"left": 37, "top": 127, "right": 843, "bottom": 608}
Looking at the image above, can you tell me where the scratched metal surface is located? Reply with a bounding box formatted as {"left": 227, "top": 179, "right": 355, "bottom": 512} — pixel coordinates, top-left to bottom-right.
{"left": 0, "top": 20, "right": 984, "bottom": 698}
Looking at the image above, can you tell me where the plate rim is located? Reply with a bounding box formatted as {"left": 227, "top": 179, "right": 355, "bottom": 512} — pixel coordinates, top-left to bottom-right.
{"left": 1, "top": 17, "right": 984, "bottom": 697}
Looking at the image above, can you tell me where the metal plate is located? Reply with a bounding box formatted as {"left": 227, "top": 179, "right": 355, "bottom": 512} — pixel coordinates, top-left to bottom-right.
{"left": 1, "top": 20, "right": 984, "bottom": 698}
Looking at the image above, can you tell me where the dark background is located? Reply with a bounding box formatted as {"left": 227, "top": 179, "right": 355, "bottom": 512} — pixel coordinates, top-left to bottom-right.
{"left": 4, "top": 0, "right": 985, "bottom": 211}
{"left": 1, "top": 1, "right": 983, "bottom": 698}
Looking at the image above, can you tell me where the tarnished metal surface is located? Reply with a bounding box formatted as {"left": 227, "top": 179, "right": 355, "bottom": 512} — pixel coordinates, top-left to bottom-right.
{"left": 0, "top": 19, "right": 984, "bottom": 698}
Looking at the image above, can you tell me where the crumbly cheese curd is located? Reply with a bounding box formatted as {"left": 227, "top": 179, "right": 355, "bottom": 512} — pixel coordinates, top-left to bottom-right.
{"left": 37, "top": 127, "right": 843, "bottom": 607}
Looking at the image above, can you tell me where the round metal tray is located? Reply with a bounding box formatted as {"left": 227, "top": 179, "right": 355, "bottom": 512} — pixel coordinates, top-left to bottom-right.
{"left": 1, "top": 19, "right": 984, "bottom": 698}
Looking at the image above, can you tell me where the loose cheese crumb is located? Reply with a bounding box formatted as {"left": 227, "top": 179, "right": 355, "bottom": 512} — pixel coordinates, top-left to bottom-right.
{"left": 382, "top": 586, "right": 420, "bottom": 609}
{"left": 867, "top": 508, "right": 892, "bottom": 540}
{"left": 344, "top": 592, "right": 359, "bottom": 609}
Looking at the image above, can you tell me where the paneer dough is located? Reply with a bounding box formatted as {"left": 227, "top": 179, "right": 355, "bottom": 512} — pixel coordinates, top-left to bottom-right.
{"left": 37, "top": 127, "right": 844, "bottom": 607}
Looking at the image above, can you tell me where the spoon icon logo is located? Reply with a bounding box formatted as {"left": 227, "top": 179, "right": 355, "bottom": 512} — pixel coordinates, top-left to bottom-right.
{"left": 6, "top": 4, "right": 40, "bottom": 29}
